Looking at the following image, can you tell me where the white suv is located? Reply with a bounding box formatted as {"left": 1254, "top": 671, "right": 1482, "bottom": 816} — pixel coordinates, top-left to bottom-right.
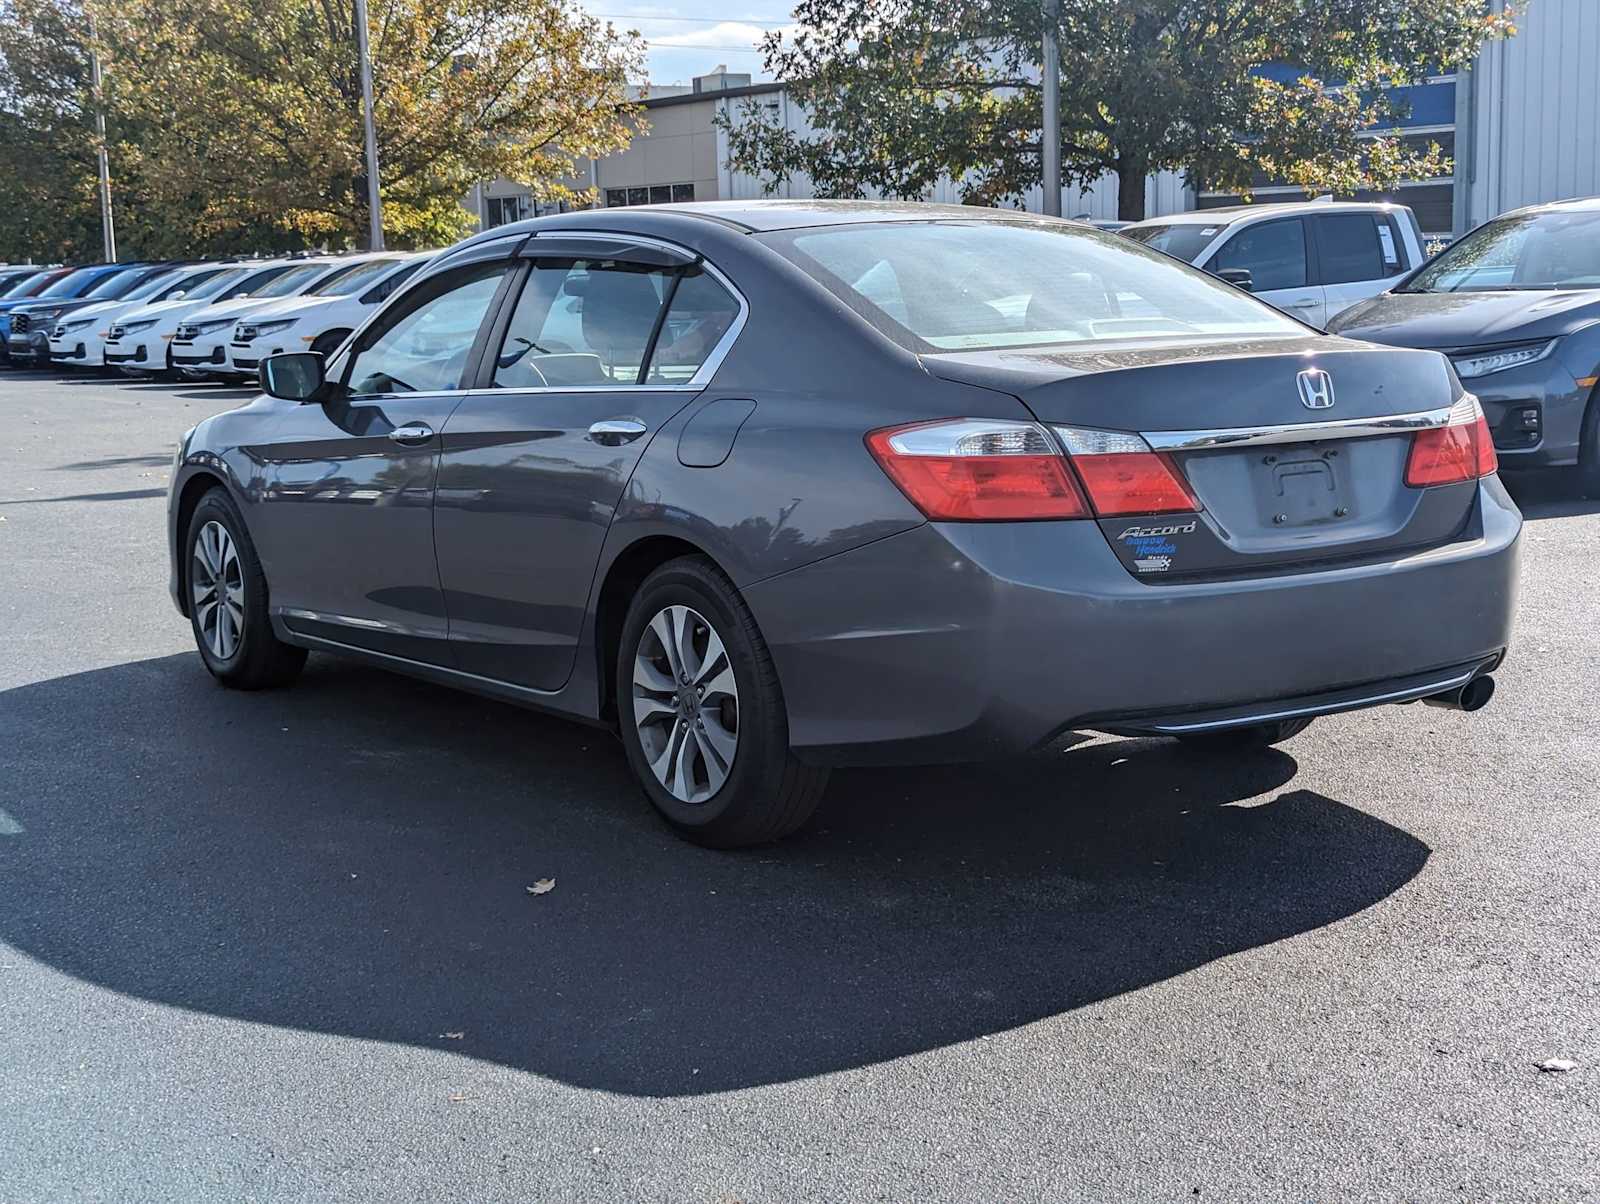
{"left": 1123, "top": 199, "right": 1426, "bottom": 327}
{"left": 228, "top": 252, "right": 428, "bottom": 374}
{"left": 48, "top": 263, "right": 234, "bottom": 368}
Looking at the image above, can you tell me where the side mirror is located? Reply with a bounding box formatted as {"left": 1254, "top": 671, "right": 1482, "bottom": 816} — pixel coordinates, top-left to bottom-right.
{"left": 1214, "top": 267, "right": 1254, "bottom": 291}
{"left": 260, "top": 351, "right": 325, "bottom": 401}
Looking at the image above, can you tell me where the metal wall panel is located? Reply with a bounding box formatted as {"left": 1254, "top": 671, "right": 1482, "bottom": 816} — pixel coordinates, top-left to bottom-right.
{"left": 1463, "top": 0, "right": 1600, "bottom": 232}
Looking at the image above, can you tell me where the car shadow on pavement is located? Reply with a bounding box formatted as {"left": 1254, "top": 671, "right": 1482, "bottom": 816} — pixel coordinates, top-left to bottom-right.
{"left": 0, "top": 653, "right": 1429, "bottom": 1097}
{"left": 1503, "top": 470, "right": 1600, "bottom": 520}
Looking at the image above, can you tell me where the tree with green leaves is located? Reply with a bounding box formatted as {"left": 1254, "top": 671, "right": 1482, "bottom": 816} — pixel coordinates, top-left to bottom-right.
{"left": 91, "top": 0, "right": 645, "bottom": 250}
{"left": 720, "top": 0, "right": 1521, "bottom": 221}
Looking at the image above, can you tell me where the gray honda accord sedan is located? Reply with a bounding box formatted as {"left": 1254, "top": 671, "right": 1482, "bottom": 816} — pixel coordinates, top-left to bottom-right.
{"left": 167, "top": 201, "right": 1521, "bottom": 846}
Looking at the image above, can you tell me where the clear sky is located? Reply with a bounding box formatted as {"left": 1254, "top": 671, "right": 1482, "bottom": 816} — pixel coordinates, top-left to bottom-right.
{"left": 574, "top": 2, "right": 798, "bottom": 87}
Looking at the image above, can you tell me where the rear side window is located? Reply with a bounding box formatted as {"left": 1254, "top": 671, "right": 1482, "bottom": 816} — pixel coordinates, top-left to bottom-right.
{"left": 491, "top": 259, "right": 739, "bottom": 388}
{"left": 1314, "top": 214, "right": 1397, "bottom": 284}
{"left": 1122, "top": 222, "right": 1227, "bottom": 263}
{"left": 1211, "top": 219, "right": 1308, "bottom": 291}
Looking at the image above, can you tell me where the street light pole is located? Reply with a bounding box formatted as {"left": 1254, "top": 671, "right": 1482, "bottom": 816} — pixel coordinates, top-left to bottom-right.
{"left": 86, "top": 14, "right": 117, "bottom": 261}
{"left": 353, "top": 0, "right": 385, "bottom": 250}
{"left": 1040, "top": 0, "right": 1062, "bottom": 217}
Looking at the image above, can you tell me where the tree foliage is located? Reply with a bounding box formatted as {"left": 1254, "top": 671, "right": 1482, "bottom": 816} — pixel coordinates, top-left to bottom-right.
{"left": 93, "top": 0, "right": 645, "bottom": 250}
{"left": 0, "top": 0, "right": 644, "bottom": 260}
{"left": 721, "top": 0, "right": 1520, "bottom": 221}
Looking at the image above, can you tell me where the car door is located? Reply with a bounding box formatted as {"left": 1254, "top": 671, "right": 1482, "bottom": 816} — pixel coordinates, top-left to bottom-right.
{"left": 251, "top": 252, "right": 517, "bottom": 664}
{"left": 1312, "top": 211, "right": 1409, "bottom": 321}
{"left": 433, "top": 236, "right": 744, "bottom": 690}
{"left": 1206, "top": 217, "right": 1325, "bottom": 327}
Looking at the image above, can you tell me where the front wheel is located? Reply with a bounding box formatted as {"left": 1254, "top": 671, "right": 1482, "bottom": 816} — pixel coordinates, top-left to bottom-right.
{"left": 616, "top": 557, "right": 828, "bottom": 847}
{"left": 1175, "top": 717, "right": 1313, "bottom": 751}
{"left": 1578, "top": 388, "right": 1600, "bottom": 499}
{"left": 185, "top": 488, "right": 307, "bottom": 689}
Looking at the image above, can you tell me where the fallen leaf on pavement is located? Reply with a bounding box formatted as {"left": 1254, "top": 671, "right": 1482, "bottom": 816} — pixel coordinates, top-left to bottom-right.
{"left": 527, "top": 879, "right": 556, "bottom": 895}
{"left": 1537, "top": 1057, "right": 1578, "bottom": 1073}
{"left": 440, "top": 1032, "right": 464, "bottom": 1040}
{"left": 448, "top": 1092, "right": 468, "bottom": 1103}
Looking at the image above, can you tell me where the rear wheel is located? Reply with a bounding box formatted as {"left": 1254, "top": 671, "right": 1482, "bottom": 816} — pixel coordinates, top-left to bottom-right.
{"left": 616, "top": 557, "right": 829, "bottom": 847}
{"left": 185, "top": 488, "right": 306, "bottom": 689}
{"left": 1175, "top": 717, "right": 1313, "bottom": 751}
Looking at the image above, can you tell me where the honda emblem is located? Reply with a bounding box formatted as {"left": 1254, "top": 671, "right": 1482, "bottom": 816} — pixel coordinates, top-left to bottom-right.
{"left": 1297, "top": 368, "right": 1336, "bottom": 410}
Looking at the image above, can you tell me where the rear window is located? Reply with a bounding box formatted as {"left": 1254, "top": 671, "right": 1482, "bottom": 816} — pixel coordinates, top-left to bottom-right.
{"left": 764, "top": 220, "right": 1302, "bottom": 351}
{"left": 1121, "top": 222, "right": 1227, "bottom": 263}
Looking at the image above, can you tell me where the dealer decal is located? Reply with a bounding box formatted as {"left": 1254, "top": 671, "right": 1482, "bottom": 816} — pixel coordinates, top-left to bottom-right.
{"left": 1118, "top": 520, "right": 1196, "bottom": 573}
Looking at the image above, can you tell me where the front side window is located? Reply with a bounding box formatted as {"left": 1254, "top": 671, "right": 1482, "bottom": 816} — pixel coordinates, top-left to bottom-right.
{"left": 1212, "top": 219, "right": 1309, "bottom": 291}
{"left": 767, "top": 220, "right": 1303, "bottom": 352}
{"left": 344, "top": 264, "right": 505, "bottom": 397}
{"left": 1405, "top": 209, "right": 1600, "bottom": 292}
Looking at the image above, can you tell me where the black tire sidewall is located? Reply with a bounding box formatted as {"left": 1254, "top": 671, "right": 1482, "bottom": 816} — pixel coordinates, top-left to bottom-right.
{"left": 1578, "top": 387, "right": 1600, "bottom": 497}
{"left": 185, "top": 489, "right": 270, "bottom": 682}
{"left": 615, "top": 561, "right": 786, "bottom": 836}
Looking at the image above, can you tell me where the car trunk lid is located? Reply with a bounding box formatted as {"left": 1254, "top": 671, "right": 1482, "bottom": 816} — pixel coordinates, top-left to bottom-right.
{"left": 923, "top": 335, "right": 1481, "bottom": 580}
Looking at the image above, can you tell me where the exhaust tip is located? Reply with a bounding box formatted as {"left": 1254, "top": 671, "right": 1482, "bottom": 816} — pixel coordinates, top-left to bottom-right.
{"left": 1423, "top": 674, "right": 1496, "bottom": 713}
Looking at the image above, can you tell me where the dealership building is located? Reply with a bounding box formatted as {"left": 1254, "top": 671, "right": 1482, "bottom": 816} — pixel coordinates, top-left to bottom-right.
{"left": 468, "top": 0, "right": 1599, "bottom": 240}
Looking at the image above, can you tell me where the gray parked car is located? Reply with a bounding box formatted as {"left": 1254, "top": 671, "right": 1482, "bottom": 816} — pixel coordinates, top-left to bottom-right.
{"left": 167, "top": 202, "right": 1520, "bottom": 846}
{"left": 1329, "top": 196, "right": 1600, "bottom": 494}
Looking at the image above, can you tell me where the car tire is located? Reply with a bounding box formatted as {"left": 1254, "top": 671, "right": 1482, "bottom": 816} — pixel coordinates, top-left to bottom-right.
{"left": 1175, "top": 717, "right": 1313, "bottom": 751}
{"left": 1578, "top": 387, "right": 1600, "bottom": 499}
{"left": 184, "top": 487, "right": 307, "bottom": 690}
{"left": 311, "top": 330, "right": 351, "bottom": 358}
{"left": 616, "top": 556, "right": 829, "bottom": 848}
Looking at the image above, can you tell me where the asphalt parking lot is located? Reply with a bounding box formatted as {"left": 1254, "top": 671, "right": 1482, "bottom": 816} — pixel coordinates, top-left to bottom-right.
{"left": 1, "top": 369, "right": 1597, "bottom": 1203}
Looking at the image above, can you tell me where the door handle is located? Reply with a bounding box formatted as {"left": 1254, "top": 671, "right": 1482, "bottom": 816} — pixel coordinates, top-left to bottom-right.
{"left": 1287, "top": 299, "right": 1320, "bottom": 310}
{"left": 588, "top": 418, "right": 648, "bottom": 446}
{"left": 388, "top": 423, "right": 434, "bottom": 445}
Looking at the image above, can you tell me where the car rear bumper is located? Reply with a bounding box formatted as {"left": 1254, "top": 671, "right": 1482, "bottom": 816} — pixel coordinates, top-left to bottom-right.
{"left": 745, "top": 476, "right": 1522, "bottom": 766}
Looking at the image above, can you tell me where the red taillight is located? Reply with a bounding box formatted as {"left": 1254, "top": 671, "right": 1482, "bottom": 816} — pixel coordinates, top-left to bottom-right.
{"left": 865, "top": 419, "right": 1088, "bottom": 520}
{"left": 1053, "top": 427, "right": 1200, "bottom": 517}
{"left": 865, "top": 418, "right": 1202, "bottom": 522}
{"left": 1405, "top": 396, "right": 1498, "bottom": 488}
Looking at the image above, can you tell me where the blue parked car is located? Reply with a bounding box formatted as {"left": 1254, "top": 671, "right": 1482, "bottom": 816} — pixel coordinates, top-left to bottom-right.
{"left": 4, "top": 263, "right": 162, "bottom": 368}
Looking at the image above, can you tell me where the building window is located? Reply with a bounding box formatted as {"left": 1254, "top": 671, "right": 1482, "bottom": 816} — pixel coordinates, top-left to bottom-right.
{"left": 484, "top": 195, "right": 532, "bottom": 228}
{"left": 605, "top": 183, "right": 697, "bottom": 207}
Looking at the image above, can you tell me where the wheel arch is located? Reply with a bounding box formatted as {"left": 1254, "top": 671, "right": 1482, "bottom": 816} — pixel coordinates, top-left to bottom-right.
{"left": 172, "top": 469, "right": 232, "bottom": 616}
{"left": 593, "top": 534, "right": 726, "bottom": 726}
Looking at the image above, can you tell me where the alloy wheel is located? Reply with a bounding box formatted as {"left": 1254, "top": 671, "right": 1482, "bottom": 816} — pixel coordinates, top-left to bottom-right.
{"left": 191, "top": 519, "right": 245, "bottom": 661}
{"left": 632, "top": 604, "right": 739, "bottom": 803}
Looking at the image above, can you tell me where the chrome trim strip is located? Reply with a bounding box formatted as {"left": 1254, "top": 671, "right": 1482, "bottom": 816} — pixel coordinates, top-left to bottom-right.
{"left": 1141, "top": 405, "right": 1455, "bottom": 452}
{"left": 1145, "top": 667, "right": 1479, "bottom": 734}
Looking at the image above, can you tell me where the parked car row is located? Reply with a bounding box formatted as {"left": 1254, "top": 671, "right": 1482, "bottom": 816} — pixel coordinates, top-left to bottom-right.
{"left": 0, "top": 251, "right": 432, "bottom": 381}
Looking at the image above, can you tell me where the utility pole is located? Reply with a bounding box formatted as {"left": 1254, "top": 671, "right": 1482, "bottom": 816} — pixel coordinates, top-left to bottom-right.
{"left": 353, "top": 0, "right": 385, "bottom": 249}
{"left": 1040, "top": 0, "right": 1061, "bottom": 217}
{"left": 86, "top": 14, "right": 117, "bottom": 261}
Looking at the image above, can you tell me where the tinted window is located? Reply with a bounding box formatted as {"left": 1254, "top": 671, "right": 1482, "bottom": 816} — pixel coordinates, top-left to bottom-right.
{"left": 643, "top": 269, "right": 739, "bottom": 384}
{"left": 345, "top": 264, "right": 504, "bottom": 397}
{"left": 1122, "top": 222, "right": 1226, "bottom": 262}
{"left": 1212, "top": 219, "right": 1308, "bottom": 291}
{"left": 39, "top": 270, "right": 105, "bottom": 299}
{"left": 1315, "top": 214, "right": 1388, "bottom": 284}
{"left": 83, "top": 269, "right": 147, "bottom": 300}
{"left": 769, "top": 221, "right": 1301, "bottom": 351}
{"left": 251, "top": 263, "right": 334, "bottom": 299}
{"left": 120, "top": 268, "right": 185, "bottom": 302}
{"left": 311, "top": 258, "right": 405, "bottom": 297}
{"left": 153, "top": 267, "right": 225, "bottom": 302}
{"left": 0, "top": 271, "right": 50, "bottom": 298}
{"left": 185, "top": 268, "right": 253, "bottom": 301}
{"left": 492, "top": 259, "right": 671, "bottom": 388}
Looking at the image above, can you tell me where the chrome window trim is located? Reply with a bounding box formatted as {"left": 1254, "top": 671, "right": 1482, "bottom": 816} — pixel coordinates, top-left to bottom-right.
{"left": 1140, "top": 404, "right": 1456, "bottom": 452}
{"left": 521, "top": 229, "right": 749, "bottom": 391}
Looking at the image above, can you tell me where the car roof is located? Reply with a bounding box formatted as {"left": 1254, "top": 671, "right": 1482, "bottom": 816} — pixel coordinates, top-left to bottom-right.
{"left": 1502, "top": 194, "right": 1600, "bottom": 218}
{"left": 1125, "top": 200, "right": 1408, "bottom": 230}
{"left": 472, "top": 199, "right": 1073, "bottom": 242}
